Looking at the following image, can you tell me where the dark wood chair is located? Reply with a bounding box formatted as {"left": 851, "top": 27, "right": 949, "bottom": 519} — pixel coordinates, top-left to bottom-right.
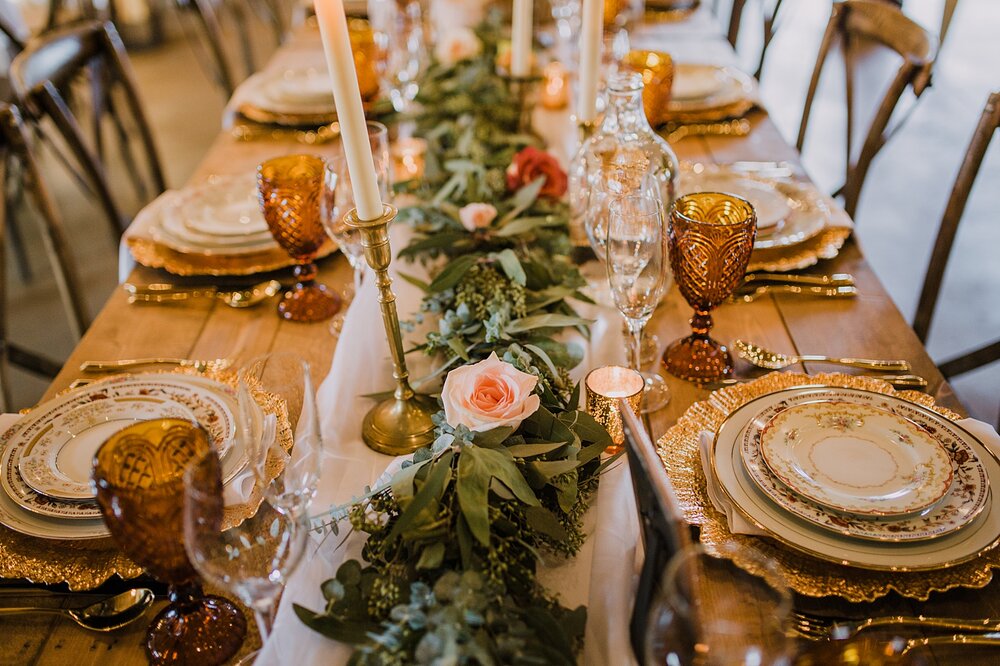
{"left": 720, "top": 0, "right": 786, "bottom": 80}
{"left": 9, "top": 20, "right": 166, "bottom": 242}
{"left": 0, "top": 102, "right": 86, "bottom": 411}
{"left": 912, "top": 92, "right": 1000, "bottom": 416}
{"left": 796, "top": 0, "right": 937, "bottom": 219}
{"left": 621, "top": 404, "right": 690, "bottom": 664}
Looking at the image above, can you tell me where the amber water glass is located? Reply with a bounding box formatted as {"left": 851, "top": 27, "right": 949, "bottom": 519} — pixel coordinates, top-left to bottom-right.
{"left": 662, "top": 192, "right": 756, "bottom": 382}
{"left": 257, "top": 155, "right": 341, "bottom": 322}
{"left": 93, "top": 419, "right": 247, "bottom": 665}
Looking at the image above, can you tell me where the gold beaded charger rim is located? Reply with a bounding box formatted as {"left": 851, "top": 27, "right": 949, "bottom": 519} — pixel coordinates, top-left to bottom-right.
{"left": 127, "top": 236, "right": 338, "bottom": 277}
{"left": 747, "top": 226, "right": 851, "bottom": 273}
{"left": 655, "top": 371, "right": 1000, "bottom": 603}
{"left": 0, "top": 368, "right": 292, "bottom": 590}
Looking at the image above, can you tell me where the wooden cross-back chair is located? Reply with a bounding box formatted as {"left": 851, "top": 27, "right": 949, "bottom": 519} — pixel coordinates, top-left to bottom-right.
{"left": 721, "top": 0, "right": 786, "bottom": 80}
{"left": 621, "top": 405, "right": 690, "bottom": 663}
{"left": 0, "top": 102, "right": 87, "bottom": 411}
{"left": 9, "top": 20, "right": 166, "bottom": 242}
{"left": 796, "top": 0, "right": 937, "bottom": 219}
{"left": 912, "top": 92, "right": 1000, "bottom": 418}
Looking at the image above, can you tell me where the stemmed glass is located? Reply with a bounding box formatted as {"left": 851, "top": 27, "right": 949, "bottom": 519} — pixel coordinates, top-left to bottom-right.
{"left": 368, "top": 0, "right": 426, "bottom": 113}
{"left": 183, "top": 352, "right": 320, "bottom": 663}
{"left": 662, "top": 192, "right": 757, "bottom": 383}
{"left": 93, "top": 419, "right": 247, "bottom": 665}
{"left": 606, "top": 193, "right": 671, "bottom": 413}
{"left": 321, "top": 121, "right": 392, "bottom": 295}
{"left": 257, "top": 154, "right": 340, "bottom": 322}
{"left": 645, "top": 544, "right": 794, "bottom": 665}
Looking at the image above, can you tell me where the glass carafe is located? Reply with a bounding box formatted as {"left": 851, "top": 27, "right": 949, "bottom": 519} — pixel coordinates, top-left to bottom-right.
{"left": 569, "top": 71, "right": 679, "bottom": 296}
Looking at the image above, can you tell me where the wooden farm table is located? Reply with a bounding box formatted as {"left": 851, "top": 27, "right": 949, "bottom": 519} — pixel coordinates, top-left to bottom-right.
{"left": 3, "top": 11, "right": 995, "bottom": 666}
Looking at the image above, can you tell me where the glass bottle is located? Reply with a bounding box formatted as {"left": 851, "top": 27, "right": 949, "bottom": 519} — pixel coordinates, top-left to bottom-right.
{"left": 569, "top": 70, "right": 679, "bottom": 269}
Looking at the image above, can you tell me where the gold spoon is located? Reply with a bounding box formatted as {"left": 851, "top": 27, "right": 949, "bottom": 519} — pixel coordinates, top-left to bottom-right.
{"left": 0, "top": 588, "right": 154, "bottom": 632}
{"left": 124, "top": 280, "right": 283, "bottom": 308}
{"left": 733, "top": 340, "right": 912, "bottom": 372}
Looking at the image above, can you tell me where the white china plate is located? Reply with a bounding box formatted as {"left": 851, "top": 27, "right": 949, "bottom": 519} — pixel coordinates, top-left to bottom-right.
{"left": 668, "top": 64, "right": 755, "bottom": 113}
{"left": 739, "top": 391, "right": 987, "bottom": 542}
{"left": 18, "top": 396, "right": 196, "bottom": 500}
{"left": 678, "top": 169, "right": 829, "bottom": 249}
{"left": 150, "top": 192, "right": 278, "bottom": 257}
{"left": 760, "top": 401, "right": 954, "bottom": 517}
{"left": 245, "top": 68, "right": 338, "bottom": 116}
{"left": 174, "top": 175, "right": 270, "bottom": 238}
{"left": 712, "top": 386, "right": 1000, "bottom": 571}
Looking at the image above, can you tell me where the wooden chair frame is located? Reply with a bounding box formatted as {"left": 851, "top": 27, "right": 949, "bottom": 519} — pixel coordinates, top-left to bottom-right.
{"left": 796, "top": 0, "right": 936, "bottom": 219}
{"left": 724, "top": 0, "right": 786, "bottom": 80}
{"left": 913, "top": 92, "right": 1000, "bottom": 383}
{"left": 621, "top": 405, "right": 689, "bottom": 663}
{"left": 9, "top": 20, "right": 166, "bottom": 241}
{"left": 0, "top": 103, "right": 86, "bottom": 411}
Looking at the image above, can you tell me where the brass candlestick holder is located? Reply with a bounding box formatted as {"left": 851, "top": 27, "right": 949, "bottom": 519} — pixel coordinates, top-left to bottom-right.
{"left": 502, "top": 73, "right": 543, "bottom": 135}
{"left": 345, "top": 203, "right": 437, "bottom": 455}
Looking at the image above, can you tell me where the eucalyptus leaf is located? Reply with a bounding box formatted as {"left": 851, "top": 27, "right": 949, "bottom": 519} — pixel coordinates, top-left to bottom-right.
{"left": 427, "top": 254, "right": 478, "bottom": 292}
{"left": 493, "top": 249, "right": 526, "bottom": 286}
{"left": 388, "top": 449, "right": 454, "bottom": 540}
{"left": 472, "top": 425, "right": 513, "bottom": 448}
{"left": 506, "top": 314, "right": 594, "bottom": 334}
{"left": 505, "top": 441, "right": 566, "bottom": 458}
{"left": 525, "top": 505, "right": 570, "bottom": 541}
{"left": 416, "top": 541, "right": 446, "bottom": 570}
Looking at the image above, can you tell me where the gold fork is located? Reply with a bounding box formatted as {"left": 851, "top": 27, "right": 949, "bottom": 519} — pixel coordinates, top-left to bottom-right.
{"left": 730, "top": 284, "right": 858, "bottom": 303}
{"left": 790, "top": 608, "right": 1000, "bottom": 642}
{"left": 79, "top": 358, "right": 231, "bottom": 373}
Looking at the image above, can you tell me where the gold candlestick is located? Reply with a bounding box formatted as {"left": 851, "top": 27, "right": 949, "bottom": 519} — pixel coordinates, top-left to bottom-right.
{"left": 345, "top": 204, "right": 437, "bottom": 455}
{"left": 502, "top": 73, "right": 543, "bottom": 135}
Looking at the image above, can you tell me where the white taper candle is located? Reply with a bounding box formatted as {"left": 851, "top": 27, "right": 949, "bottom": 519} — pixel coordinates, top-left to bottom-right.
{"left": 511, "top": 0, "right": 533, "bottom": 77}
{"left": 578, "top": 0, "right": 603, "bottom": 123}
{"left": 313, "top": 0, "right": 383, "bottom": 221}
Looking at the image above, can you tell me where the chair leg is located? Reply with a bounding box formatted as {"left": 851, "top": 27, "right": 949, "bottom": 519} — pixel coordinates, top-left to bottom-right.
{"left": 4, "top": 160, "right": 32, "bottom": 281}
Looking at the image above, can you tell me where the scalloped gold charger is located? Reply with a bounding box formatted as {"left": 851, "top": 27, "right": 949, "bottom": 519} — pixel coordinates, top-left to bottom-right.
{"left": 127, "top": 236, "right": 338, "bottom": 277}
{"left": 0, "top": 369, "right": 292, "bottom": 590}
{"left": 655, "top": 372, "right": 1000, "bottom": 602}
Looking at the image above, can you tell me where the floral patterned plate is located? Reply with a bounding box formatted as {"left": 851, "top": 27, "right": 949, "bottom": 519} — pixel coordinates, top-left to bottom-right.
{"left": 712, "top": 386, "right": 1000, "bottom": 571}
{"left": 740, "top": 391, "right": 987, "bottom": 541}
{"left": 759, "top": 401, "right": 954, "bottom": 517}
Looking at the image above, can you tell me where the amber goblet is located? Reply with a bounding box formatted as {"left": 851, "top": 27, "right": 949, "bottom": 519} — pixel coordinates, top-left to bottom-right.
{"left": 662, "top": 192, "right": 756, "bottom": 383}
{"left": 93, "top": 419, "right": 247, "bottom": 665}
{"left": 257, "top": 155, "right": 341, "bottom": 322}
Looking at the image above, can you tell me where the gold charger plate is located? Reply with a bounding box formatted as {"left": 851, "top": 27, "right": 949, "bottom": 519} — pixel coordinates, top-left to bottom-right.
{"left": 0, "top": 369, "right": 292, "bottom": 590}
{"left": 747, "top": 226, "right": 851, "bottom": 273}
{"left": 656, "top": 371, "right": 1000, "bottom": 602}
{"left": 127, "top": 236, "right": 338, "bottom": 277}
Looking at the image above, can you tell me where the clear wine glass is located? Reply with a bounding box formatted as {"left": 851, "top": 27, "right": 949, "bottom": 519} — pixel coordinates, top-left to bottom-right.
{"left": 645, "top": 543, "right": 794, "bottom": 665}
{"left": 183, "top": 449, "right": 310, "bottom": 665}
{"left": 368, "top": 0, "right": 426, "bottom": 113}
{"left": 235, "top": 352, "right": 322, "bottom": 515}
{"left": 322, "top": 121, "right": 392, "bottom": 294}
{"left": 606, "top": 193, "right": 671, "bottom": 413}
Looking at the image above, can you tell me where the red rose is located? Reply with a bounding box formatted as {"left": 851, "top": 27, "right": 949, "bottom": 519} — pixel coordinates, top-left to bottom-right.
{"left": 506, "top": 146, "right": 568, "bottom": 199}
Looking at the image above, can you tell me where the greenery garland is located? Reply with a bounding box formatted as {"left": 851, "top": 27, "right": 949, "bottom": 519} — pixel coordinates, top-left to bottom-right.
{"left": 296, "top": 15, "right": 613, "bottom": 665}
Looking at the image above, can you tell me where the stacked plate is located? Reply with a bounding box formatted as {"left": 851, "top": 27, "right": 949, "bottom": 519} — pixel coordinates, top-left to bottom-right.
{"left": 0, "top": 374, "right": 251, "bottom": 541}
{"left": 666, "top": 63, "right": 756, "bottom": 123}
{"left": 711, "top": 386, "right": 1000, "bottom": 571}
{"left": 241, "top": 67, "right": 338, "bottom": 119}
{"left": 678, "top": 167, "right": 835, "bottom": 253}
{"left": 149, "top": 175, "right": 278, "bottom": 257}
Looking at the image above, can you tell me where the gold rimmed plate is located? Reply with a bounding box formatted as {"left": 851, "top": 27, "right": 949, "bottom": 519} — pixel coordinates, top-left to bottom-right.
{"left": 738, "top": 390, "right": 988, "bottom": 542}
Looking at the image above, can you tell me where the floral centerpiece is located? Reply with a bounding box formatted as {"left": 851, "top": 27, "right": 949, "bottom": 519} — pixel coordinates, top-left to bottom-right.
{"left": 295, "top": 15, "right": 611, "bottom": 664}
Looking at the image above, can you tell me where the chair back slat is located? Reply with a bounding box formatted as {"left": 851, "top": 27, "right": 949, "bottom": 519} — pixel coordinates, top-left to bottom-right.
{"left": 621, "top": 404, "right": 690, "bottom": 665}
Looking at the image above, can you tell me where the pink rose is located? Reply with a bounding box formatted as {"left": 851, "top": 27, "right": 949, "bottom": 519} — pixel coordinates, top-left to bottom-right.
{"left": 442, "top": 352, "right": 541, "bottom": 432}
{"left": 434, "top": 27, "right": 483, "bottom": 67}
{"left": 458, "top": 203, "right": 498, "bottom": 232}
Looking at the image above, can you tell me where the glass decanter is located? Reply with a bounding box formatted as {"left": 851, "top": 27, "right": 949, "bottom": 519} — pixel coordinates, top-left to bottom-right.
{"left": 568, "top": 70, "right": 680, "bottom": 300}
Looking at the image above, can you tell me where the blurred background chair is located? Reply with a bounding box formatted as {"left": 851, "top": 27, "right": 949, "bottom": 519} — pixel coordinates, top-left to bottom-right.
{"left": 0, "top": 102, "right": 86, "bottom": 411}
{"left": 912, "top": 92, "right": 1000, "bottom": 424}
{"left": 9, "top": 20, "right": 166, "bottom": 241}
{"left": 796, "top": 0, "right": 937, "bottom": 219}
{"left": 714, "top": 0, "right": 786, "bottom": 80}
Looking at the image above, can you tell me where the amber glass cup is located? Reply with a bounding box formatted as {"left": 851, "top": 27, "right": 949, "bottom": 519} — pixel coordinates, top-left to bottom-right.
{"left": 662, "top": 192, "right": 757, "bottom": 383}
{"left": 622, "top": 49, "right": 674, "bottom": 127}
{"left": 257, "top": 155, "right": 341, "bottom": 322}
{"left": 93, "top": 419, "right": 247, "bottom": 665}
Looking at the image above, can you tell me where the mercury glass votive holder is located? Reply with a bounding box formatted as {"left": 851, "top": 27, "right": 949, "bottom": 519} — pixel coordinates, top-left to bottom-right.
{"left": 586, "top": 365, "right": 645, "bottom": 454}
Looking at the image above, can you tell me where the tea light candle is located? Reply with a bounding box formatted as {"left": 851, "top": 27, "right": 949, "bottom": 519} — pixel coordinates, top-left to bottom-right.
{"left": 585, "top": 365, "right": 644, "bottom": 453}
{"left": 314, "top": 0, "right": 383, "bottom": 221}
{"left": 578, "top": 0, "right": 602, "bottom": 122}
{"left": 391, "top": 137, "right": 427, "bottom": 182}
{"left": 541, "top": 61, "right": 570, "bottom": 109}
{"left": 511, "top": 0, "right": 533, "bottom": 77}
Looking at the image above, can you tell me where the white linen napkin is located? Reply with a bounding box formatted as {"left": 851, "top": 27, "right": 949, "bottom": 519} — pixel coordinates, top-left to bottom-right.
{"left": 700, "top": 419, "right": 1000, "bottom": 536}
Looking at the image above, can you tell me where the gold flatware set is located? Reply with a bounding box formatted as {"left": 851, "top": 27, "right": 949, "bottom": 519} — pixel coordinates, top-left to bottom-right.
{"left": 124, "top": 280, "right": 283, "bottom": 308}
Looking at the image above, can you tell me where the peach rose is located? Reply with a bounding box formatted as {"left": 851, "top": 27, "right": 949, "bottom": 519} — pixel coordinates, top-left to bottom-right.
{"left": 434, "top": 27, "right": 482, "bottom": 67}
{"left": 458, "top": 203, "right": 498, "bottom": 231}
{"left": 506, "top": 146, "right": 568, "bottom": 199}
{"left": 442, "top": 352, "right": 541, "bottom": 432}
